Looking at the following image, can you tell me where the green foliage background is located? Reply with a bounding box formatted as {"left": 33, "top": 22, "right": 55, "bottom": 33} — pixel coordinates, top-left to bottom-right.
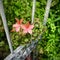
{"left": 0, "top": 0, "right": 60, "bottom": 60}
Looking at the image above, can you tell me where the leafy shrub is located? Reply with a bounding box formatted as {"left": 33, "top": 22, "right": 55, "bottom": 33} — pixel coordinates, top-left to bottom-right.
{"left": 0, "top": 0, "right": 60, "bottom": 60}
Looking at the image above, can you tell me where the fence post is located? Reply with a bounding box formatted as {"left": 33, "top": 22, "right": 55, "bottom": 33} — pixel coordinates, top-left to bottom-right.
{"left": 43, "top": 0, "right": 52, "bottom": 26}
{"left": 0, "top": 0, "right": 14, "bottom": 53}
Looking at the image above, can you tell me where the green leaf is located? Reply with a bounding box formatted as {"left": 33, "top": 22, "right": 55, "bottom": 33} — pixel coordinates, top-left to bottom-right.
{"left": 58, "top": 28, "right": 60, "bottom": 34}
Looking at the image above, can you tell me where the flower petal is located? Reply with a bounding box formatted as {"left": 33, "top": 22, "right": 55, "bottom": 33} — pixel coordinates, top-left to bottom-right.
{"left": 28, "top": 29, "right": 32, "bottom": 34}
{"left": 15, "top": 27, "right": 20, "bottom": 32}
{"left": 19, "top": 19, "right": 23, "bottom": 24}
{"left": 23, "top": 29, "right": 28, "bottom": 34}
{"left": 13, "top": 23, "right": 20, "bottom": 28}
{"left": 15, "top": 18, "right": 20, "bottom": 24}
{"left": 21, "top": 24, "right": 26, "bottom": 30}
{"left": 13, "top": 23, "right": 20, "bottom": 32}
{"left": 29, "top": 25, "right": 34, "bottom": 30}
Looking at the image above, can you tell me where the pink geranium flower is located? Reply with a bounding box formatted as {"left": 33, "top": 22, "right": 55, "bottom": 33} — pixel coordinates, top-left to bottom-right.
{"left": 21, "top": 22, "right": 34, "bottom": 34}
{"left": 12, "top": 18, "right": 23, "bottom": 32}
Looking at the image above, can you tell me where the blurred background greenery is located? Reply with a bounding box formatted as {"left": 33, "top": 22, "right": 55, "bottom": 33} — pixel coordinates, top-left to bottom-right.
{"left": 0, "top": 0, "right": 60, "bottom": 60}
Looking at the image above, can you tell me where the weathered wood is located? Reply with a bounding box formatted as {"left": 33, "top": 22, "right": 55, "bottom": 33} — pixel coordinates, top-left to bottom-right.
{"left": 4, "top": 46, "right": 24, "bottom": 60}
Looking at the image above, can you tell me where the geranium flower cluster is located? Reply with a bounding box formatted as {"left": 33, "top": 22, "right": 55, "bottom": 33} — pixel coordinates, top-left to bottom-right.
{"left": 11, "top": 18, "right": 34, "bottom": 34}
